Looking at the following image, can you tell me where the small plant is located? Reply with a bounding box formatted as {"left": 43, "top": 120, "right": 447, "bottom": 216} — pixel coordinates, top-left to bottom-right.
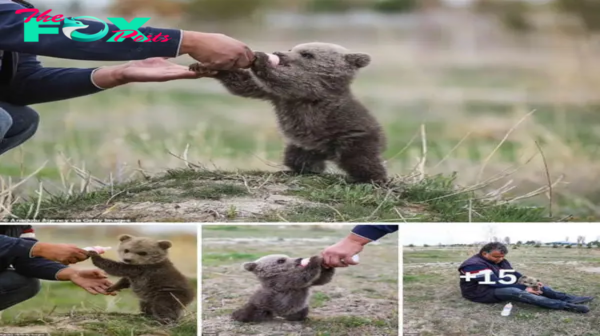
{"left": 372, "top": 0, "right": 420, "bottom": 13}
{"left": 565, "top": 245, "right": 572, "bottom": 249}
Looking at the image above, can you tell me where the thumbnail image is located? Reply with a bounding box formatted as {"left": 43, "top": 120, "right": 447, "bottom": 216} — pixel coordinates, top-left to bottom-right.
{"left": 403, "top": 223, "right": 599, "bottom": 336}
{"left": 202, "top": 224, "right": 399, "bottom": 336}
{"left": 0, "top": 224, "right": 197, "bottom": 336}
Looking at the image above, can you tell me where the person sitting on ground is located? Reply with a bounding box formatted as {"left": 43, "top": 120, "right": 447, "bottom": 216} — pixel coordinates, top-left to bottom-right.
{"left": 0, "top": 225, "right": 114, "bottom": 311}
{"left": 458, "top": 242, "right": 594, "bottom": 313}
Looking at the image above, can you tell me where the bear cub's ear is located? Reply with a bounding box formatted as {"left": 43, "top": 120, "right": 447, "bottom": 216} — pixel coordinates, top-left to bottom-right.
{"left": 118, "top": 234, "right": 133, "bottom": 242}
{"left": 157, "top": 240, "right": 172, "bottom": 250}
{"left": 345, "top": 53, "right": 371, "bottom": 68}
{"left": 243, "top": 262, "right": 257, "bottom": 272}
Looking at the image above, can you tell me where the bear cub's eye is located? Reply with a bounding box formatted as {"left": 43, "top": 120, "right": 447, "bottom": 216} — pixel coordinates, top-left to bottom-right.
{"left": 138, "top": 252, "right": 148, "bottom": 256}
{"left": 300, "top": 52, "right": 314, "bottom": 59}
{"left": 124, "top": 249, "right": 129, "bottom": 253}
{"left": 277, "top": 258, "right": 286, "bottom": 264}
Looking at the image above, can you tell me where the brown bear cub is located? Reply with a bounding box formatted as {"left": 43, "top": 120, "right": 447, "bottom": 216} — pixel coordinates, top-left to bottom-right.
{"left": 190, "top": 42, "right": 388, "bottom": 184}
{"left": 231, "top": 254, "right": 334, "bottom": 323}
{"left": 87, "top": 234, "right": 196, "bottom": 324}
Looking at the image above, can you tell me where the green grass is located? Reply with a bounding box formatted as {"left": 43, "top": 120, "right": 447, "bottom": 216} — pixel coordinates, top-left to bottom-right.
{"left": 0, "top": 280, "right": 197, "bottom": 336}
{"left": 8, "top": 168, "right": 554, "bottom": 222}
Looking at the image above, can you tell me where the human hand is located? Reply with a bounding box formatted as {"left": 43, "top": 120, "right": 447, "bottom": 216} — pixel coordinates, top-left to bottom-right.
{"left": 180, "top": 31, "right": 255, "bottom": 70}
{"left": 321, "top": 234, "right": 368, "bottom": 268}
{"left": 526, "top": 287, "right": 543, "bottom": 295}
{"left": 93, "top": 57, "right": 214, "bottom": 89}
{"left": 30, "top": 242, "right": 89, "bottom": 265}
{"left": 57, "top": 268, "right": 115, "bottom": 295}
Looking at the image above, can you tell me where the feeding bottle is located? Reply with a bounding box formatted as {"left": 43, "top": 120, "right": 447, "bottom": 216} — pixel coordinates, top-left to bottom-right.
{"left": 501, "top": 302, "right": 513, "bottom": 316}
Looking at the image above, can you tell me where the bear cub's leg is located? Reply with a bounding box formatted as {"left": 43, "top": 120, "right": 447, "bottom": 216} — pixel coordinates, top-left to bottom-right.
{"left": 232, "top": 302, "right": 273, "bottom": 323}
{"left": 284, "top": 144, "right": 327, "bottom": 175}
{"left": 336, "top": 143, "right": 387, "bottom": 184}
{"left": 311, "top": 266, "right": 335, "bottom": 286}
{"left": 106, "top": 277, "right": 130, "bottom": 293}
{"left": 283, "top": 306, "right": 309, "bottom": 321}
{"left": 149, "top": 298, "right": 183, "bottom": 325}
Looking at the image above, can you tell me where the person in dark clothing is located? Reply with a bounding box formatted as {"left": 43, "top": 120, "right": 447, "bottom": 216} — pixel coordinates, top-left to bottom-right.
{"left": 0, "top": 225, "right": 114, "bottom": 311}
{"left": 0, "top": 0, "right": 254, "bottom": 156}
{"left": 321, "top": 225, "right": 398, "bottom": 268}
{"left": 458, "top": 242, "right": 593, "bottom": 314}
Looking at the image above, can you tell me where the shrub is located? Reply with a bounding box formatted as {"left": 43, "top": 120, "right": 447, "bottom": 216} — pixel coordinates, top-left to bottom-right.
{"left": 372, "top": 0, "right": 420, "bottom": 13}
{"left": 473, "top": 0, "right": 535, "bottom": 33}
{"left": 184, "top": 0, "right": 268, "bottom": 21}
{"left": 554, "top": 0, "right": 600, "bottom": 32}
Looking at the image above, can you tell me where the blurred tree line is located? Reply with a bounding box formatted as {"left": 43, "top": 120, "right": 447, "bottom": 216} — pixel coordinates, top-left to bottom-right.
{"left": 108, "top": 0, "right": 600, "bottom": 34}
{"left": 108, "top": 0, "right": 426, "bottom": 21}
{"left": 474, "top": 0, "right": 600, "bottom": 34}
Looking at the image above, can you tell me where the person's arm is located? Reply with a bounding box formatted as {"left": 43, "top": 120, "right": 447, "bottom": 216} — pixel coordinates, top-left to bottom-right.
{"left": 351, "top": 225, "right": 398, "bottom": 242}
{"left": 3, "top": 52, "right": 104, "bottom": 105}
{"left": 0, "top": 4, "right": 182, "bottom": 60}
{"left": 0, "top": 234, "right": 38, "bottom": 261}
{"left": 0, "top": 233, "right": 70, "bottom": 280}
{"left": 11, "top": 253, "right": 68, "bottom": 280}
{"left": 460, "top": 265, "right": 527, "bottom": 289}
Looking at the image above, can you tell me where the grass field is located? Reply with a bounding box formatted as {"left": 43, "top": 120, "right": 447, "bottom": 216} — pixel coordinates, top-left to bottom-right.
{"left": 3, "top": 15, "right": 600, "bottom": 221}
{"left": 201, "top": 225, "right": 399, "bottom": 336}
{"left": 403, "top": 246, "right": 600, "bottom": 336}
{"left": 0, "top": 226, "right": 198, "bottom": 336}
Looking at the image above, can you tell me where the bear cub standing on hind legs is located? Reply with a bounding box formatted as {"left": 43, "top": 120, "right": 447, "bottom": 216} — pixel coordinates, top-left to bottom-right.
{"left": 87, "top": 234, "right": 196, "bottom": 325}
{"left": 190, "top": 42, "right": 388, "bottom": 184}
{"left": 231, "top": 254, "right": 335, "bottom": 323}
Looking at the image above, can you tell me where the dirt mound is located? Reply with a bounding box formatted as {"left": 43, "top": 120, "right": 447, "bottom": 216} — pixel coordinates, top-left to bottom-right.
{"left": 7, "top": 168, "right": 552, "bottom": 222}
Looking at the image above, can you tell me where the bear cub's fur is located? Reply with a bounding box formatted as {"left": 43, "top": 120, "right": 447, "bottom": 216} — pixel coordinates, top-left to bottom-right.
{"left": 517, "top": 275, "right": 542, "bottom": 291}
{"left": 88, "top": 234, "right": 196, "bottom": 324}
{"left": 190, "top": 42, "right": 388, "bottom": 184}
{"left": 231, "top": 254, "right": 335, "bottom": 323}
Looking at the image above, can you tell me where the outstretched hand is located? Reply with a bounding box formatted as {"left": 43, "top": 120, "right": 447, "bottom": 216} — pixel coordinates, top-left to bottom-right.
{"left": 92, "top": 58, "right": 217, "bottom": 89}
{"left": 119, "top": 57, "right": 217, "bottom": 83}
{"left": 71, "top": 269, "right": 116, "bottom": 296}
{"left": 320, "top": 234, "right": 366, "bottom": 268}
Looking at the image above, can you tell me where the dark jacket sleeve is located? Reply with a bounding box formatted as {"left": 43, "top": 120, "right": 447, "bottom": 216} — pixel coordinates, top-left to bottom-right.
{"left": 0, "top": 234, "right": 37, "bottom": 260}
{"left": 0, "top": 4, "right": 183, "bottom": 60}
{"left": 4, "top": 53, "right": 102, "bottom": 105}
{"left": 351, "top": 225, "right": 398, "bottom": 241}
{"left": 0, "top": 234, "right": 67, "bottom": 280}
{"left": 0, "top": 3, "right": 183, "bottom": 104}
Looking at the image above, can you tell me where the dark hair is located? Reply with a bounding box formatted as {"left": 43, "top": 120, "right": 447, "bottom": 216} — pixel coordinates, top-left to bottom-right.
{"left": 479, "top": 242, "right": 508, "bottom": 255}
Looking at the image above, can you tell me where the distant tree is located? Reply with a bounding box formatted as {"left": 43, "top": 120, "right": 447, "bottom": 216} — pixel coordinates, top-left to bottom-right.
{"left": 577, "top": 236, "right": 586, "bottom": 245}
{"left": 473, "top": 0, "right": 534, "bottom": 33}
{"left": 504, "top": 237, "right": 511, "bottom": 245}
{"left": 554, "top": 0, "right": 600, "bottom": 32}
